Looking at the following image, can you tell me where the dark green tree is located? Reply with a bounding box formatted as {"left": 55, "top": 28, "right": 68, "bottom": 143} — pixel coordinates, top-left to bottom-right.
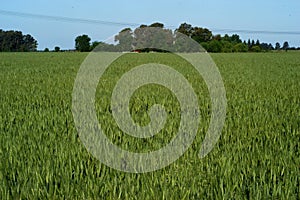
{"left": 247, "top": 39, "right": 251, "bottom": 48}
{"left": 233, "top": 43, "right": 248, "bottom": 52}
{"left": 0, "top": 29, "right": 37, "bottom": 52}
{"left": 275, "top": 42, "right": 281, "bottom": 50}
{"left": 251, "top": 40, "right": 255, "bottom": 47}
{"left": 268, "top": 43, "right": 274, "bottom": 50}
{"left": 149, "top": 22, "right": 164, "bottom": 28}
{"left": 75, "top": 34, "right": 91, "bottom": 52}
{"left": 260, "top": 43, "right": 274, "bottom": 51}
{"left": 139, "top": 24, "right": 148, "bottom": 28}
{"left": 176, "top": 23, "right": 193, "bottom": 37}
{"left": 255, "top": 40, "right": 260, "bottom": 46}
{"left": 207, "top": 40, "right": 222, "bottom": 52}
{"left": 282, "top": 41, "right": 289, "bottom": 51}
{"left": 221, "top": 41, "right": 234, "bottom": 52}
{"left": 230, "top": 34, "right": 242, "bottom": 44}
{"left": 191, "top": 27, "right": 212, "bottom": 43}
{"left": 22, "top": 34, "right": 38, "bottom": 51}
{"left": 223, "top": 34, "right": 230, "bottom": 42}
{"left": 176, "top": 24, "right": 213, "bottom": 43}
{"left": 54, "top": 46, "right": 60, "bottom": 52}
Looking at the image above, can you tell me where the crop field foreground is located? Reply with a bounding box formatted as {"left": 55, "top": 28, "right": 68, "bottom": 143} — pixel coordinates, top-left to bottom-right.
{"left": 0, "top": 52, "right": 299, "bottom": 199}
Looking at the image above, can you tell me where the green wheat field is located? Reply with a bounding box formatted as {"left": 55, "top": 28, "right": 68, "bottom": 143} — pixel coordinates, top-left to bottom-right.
{"left": 0, "top": 52, "right": 299, "bottom": 199}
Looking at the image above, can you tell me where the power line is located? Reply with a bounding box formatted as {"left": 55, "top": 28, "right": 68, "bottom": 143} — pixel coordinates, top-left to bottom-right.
{"left": 1, "top": 9, "right": 300, "bottom": 35}
{"left": 0, "top": 9, "right": 140, "bottom": 27}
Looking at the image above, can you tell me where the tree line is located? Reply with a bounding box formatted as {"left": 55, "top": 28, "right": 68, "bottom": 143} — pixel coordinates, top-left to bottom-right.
{"left": 0, "top": 29, "right": 37, "bottom": 52}
{"left": 0, "top": 23, "right": 298, "bottom": 52}
{"left": 75, "top": 22, "right": 297, "bottom": 53}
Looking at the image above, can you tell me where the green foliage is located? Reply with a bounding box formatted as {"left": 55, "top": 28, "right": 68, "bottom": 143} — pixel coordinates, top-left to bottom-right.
{"left": 282, "top": 41, "right": 289, "bottom": 51}
{"left": 200, "top": 42, "right": 209, "bottom": 51}
{"left": 1, "top": 52, "right": 299, "bottom": 199}
{"left": 149, "top": 22, "right": 164, "bottom": 28}
{"left": 54, "top": 46, "right": 60, "bottom": 52}
{"left": 207, "top": 40, "right": 222, "bottom": 52}
{"left": 275, "top": 42, "right": 281, "bottom": 50}
{"left": 176, "top": 23, "right": 193, "bottom": 37}
{"left": 75, "top": 34, "right": 91, "bottom": 52}
{"left": 250, "top": 45, "right": 262, "bottom": 52}
{"left": 176, "top": 23, "right": 212, "bottom": 43}
{"left": 222, "top": 34, "right": 242, "bottom": 44}
{"left": 233, "top": 43, "right": 249, "bottom": 52}
{"left": 0, "top": 29, "right": 38, "bottom": 52}
{"left": 78, "top": 23, "right": 295, "bottom": 53}
{"left": 176, "top": 24, "right": 273, "bottom": 53}
{"left": 175, "top": 23, "right": 297, "bottom": 53}
{"left": 221, "top": 41, "right": 234, "bottom": 53}
{"left": 260, "top": 43, "right": 274, "bottom": 52}
{"left": 191, "top": 27, "right": 213, "bottom": 43}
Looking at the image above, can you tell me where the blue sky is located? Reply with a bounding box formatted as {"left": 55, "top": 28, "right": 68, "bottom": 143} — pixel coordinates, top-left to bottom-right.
{"left": 1, "top": 0, "right": 299, "bottom": 50}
